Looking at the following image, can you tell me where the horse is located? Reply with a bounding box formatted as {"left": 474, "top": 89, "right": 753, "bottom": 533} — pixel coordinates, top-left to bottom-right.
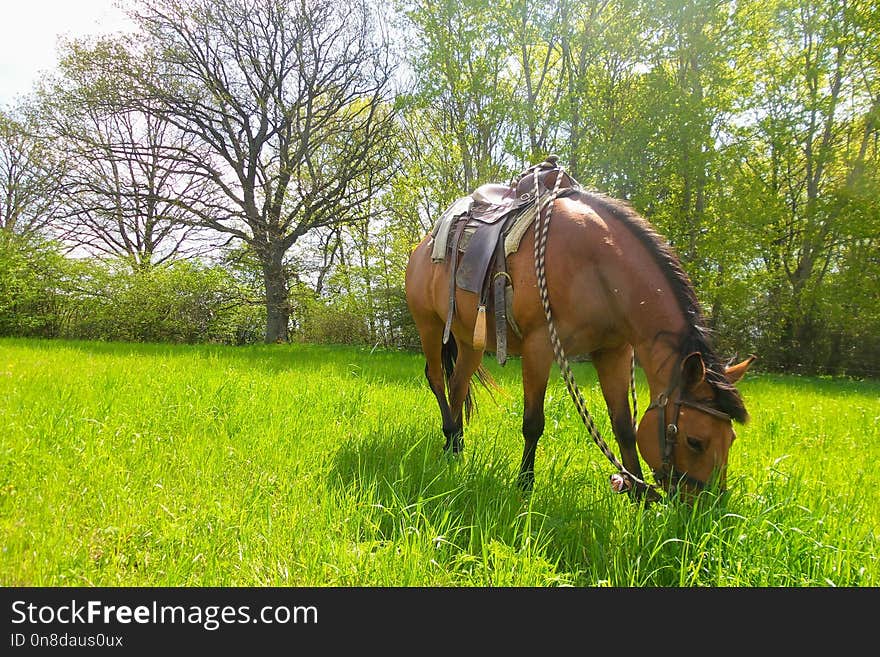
{"left": 404, "top": 165, "right": 755, "bottom": 501}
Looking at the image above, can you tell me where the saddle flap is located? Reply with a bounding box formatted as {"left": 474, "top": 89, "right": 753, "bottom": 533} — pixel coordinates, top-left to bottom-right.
{"left": 455, "top": 215, "right": 512, "bottom": 293}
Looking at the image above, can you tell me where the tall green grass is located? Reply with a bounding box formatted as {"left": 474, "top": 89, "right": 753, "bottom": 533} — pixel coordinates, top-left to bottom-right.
{"left": 1, "top": 338, "right": 877, "bottom": 586}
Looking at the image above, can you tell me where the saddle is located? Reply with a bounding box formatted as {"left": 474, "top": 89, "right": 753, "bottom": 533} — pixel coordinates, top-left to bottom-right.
{"left": 429, "top": 156, "right": 578, "bottom": 365}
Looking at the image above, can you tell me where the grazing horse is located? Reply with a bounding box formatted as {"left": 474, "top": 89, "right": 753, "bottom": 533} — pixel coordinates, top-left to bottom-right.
{"left": 405, "top": 173, "right": 755, "bottom": 500}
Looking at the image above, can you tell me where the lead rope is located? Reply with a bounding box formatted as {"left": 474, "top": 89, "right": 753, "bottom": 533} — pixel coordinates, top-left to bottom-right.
{"left": 532, "top": 168, "right": 655, "bottom": 495}
{"left": 631, "top": 350, "right": 638, "bottom": 433}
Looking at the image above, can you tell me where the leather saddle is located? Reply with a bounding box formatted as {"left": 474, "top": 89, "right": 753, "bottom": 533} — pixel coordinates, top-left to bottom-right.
{"left": 430, "top": 157, "right": 578, "bottom": 365}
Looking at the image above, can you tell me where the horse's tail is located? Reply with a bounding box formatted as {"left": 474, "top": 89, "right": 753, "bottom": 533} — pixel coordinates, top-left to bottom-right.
{"left": 441, "top": 334, "right": 501, "bottom": 424}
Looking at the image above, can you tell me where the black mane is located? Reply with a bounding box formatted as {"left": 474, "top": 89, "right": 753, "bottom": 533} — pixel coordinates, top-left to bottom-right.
{"left": 560, "top": 188, "right": 749, "bottom": 423}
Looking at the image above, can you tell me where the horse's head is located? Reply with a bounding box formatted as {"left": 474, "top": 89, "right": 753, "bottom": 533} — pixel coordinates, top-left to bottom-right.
{"left": 636, "top": 353, "right": 755, "bottom": 500}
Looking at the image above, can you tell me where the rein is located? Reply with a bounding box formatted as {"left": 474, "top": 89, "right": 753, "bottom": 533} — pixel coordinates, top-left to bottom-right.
{"left": 530, "top": 165, "right": 658, "bottom": 498}
{"left": 530, "top": 162, "right": 726, "bottom": 498}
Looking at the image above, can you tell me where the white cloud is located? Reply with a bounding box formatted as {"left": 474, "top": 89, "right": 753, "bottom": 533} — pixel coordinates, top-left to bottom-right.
{"left": 0, "top": 0, "right": 135, "bottom": 106}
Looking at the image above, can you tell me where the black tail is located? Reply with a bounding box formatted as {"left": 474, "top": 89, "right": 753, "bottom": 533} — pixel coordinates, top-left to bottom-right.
{"left": 440, "top": 334, "right": 501, "bottom": 423}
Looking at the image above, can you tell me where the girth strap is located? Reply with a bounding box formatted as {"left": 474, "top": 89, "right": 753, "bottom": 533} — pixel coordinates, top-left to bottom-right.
{"left": 443, "top": 220, "right": 467, "bottom": 344}
{"left": 492, "top": 236, "right": 510, "bottom": 366}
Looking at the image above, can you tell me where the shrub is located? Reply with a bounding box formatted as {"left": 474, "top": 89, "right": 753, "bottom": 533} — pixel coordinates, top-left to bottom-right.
{"left": 66, "top": 260, "right": 264, "bottom": 345}
{"left": 0, "top": 233, "right": 71, "bottom": 337}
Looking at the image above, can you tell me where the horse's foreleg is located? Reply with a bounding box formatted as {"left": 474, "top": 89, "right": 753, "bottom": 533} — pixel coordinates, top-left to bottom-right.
{"left": 591, "top": 345, "right": 652, "bottom": 500}
{"left": 518, "top": 335, "right": 552, "bottom": 492}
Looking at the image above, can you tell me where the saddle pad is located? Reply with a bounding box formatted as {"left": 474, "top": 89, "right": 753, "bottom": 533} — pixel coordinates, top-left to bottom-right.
{"left": 503, "top": 202, "right": 540, "bottom": 257}
{"left": 430, "top": 195, "right": 473, "bottom": 262}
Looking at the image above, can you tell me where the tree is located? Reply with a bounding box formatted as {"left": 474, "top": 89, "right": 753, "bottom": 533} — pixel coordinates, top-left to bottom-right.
{"left": 502, "top": 0, "right": 567, "bottom": 165}
{"left": 0, "top": 106, "right": 67, "bottom": 237}
{"left": 737, "top": 0, "right": 880, "bottom": 371}
{"left": 125, "top": 0, "right": 398, "bottom": 342}
{"left": 400, "top": 0, "right": 515, "bottom": 191}
{"left": 40, "top": 38, "right": 216, "bottom": 269}
{"left": 557, "top": 0, "right": 647, "bottom": 186}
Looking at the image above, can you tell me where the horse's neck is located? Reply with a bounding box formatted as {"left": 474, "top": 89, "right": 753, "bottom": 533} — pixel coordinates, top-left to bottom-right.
{"left": 618, "top": 271, "right": 689, "bottom": 399}
{"left": 633, "top": 338, "right": 681, "bottom": 402}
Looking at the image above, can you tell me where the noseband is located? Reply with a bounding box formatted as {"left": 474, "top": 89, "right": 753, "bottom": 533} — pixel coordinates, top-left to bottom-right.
{"left": 645, "top": 379, "right": 731, "bottom": 492}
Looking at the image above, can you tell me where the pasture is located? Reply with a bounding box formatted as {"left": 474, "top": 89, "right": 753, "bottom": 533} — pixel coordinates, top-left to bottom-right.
{"left": 1, "top": 338, "right": 877, "bottom": 586}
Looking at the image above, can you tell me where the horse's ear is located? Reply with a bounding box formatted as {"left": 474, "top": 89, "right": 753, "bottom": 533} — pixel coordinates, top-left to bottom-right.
{"left": 681, "top": 352, "right": 706, "bottom": 392}
{"left": 725, "top": 354, "right": 757, "bottom": 384}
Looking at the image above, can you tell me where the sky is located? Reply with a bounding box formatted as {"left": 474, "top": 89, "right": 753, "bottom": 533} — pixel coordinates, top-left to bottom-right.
{"left": 0, "top": 0, "right": 135, "bottom": 107}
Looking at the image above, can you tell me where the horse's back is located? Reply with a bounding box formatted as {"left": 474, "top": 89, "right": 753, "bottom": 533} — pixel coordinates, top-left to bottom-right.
{"left": 406, "top": 191, "right": 655, "bottom": 356}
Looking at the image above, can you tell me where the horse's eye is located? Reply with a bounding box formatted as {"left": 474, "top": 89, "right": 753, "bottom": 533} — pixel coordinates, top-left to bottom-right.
{"left": 686, "top": 436, "right": 705, "bottom": 453}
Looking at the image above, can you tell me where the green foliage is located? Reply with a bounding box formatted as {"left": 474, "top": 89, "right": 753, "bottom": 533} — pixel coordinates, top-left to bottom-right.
{"left": 291, "top": 288, "right": 372, "bottom": 346}
{"left": 0, "top": 233, "right": 71, "bottom": 337}
{"left": 0, "top": 238, "right": 262, "bottom": 345}
{"left": 291, "top": 276, "right": 418, "bottom": 349}
{"left": 69, "top": 260, "right": 263, "bottom": 345}
{"left": 389, "top": 0, "right": 880, "bottom": 377}
{"left": 399, "top": 0, "right": 517, "bottom": 187}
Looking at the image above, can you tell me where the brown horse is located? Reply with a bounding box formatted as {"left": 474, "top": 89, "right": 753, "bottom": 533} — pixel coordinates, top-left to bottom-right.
{"left": 405, "top": 177, "right": 755, "bottom": 500}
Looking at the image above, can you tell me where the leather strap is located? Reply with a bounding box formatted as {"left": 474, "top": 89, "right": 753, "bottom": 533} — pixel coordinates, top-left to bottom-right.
{"left": 443, "top": 219, "right": 467, "bottom": 344}
{"left": 492, "top": 232, "right": 509, "bottom": 366}
{"left": 646, "top": 373, "right": 732, "bottom": 492}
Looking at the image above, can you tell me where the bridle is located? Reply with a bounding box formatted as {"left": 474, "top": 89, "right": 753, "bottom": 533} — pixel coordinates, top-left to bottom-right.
{"left": 645, "top": 372, "right": 732, "bottom": 492}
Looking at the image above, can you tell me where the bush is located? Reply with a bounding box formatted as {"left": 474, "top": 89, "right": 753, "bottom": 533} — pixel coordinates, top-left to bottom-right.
{"left": 65, "top": 260, "right": 265, "bottom": 345}
{"left": 0, "top": 233, "right": 71, "bottom": 337}
{"left": 292, "top": 291, "right": 371, "bottom": 345}
{"left": 0, "top": 239, "right": 264, "bottom": 345}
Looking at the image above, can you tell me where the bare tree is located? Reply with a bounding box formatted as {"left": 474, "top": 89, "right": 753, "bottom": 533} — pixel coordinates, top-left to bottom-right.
{"left": 0, "top": 106, "right": 67, "bottom": 237}
{"left": 40, "top": 38, "right": 217, "bottom": 269}
{"left": 126, "top": 0, "right": 398, "bottom": 342}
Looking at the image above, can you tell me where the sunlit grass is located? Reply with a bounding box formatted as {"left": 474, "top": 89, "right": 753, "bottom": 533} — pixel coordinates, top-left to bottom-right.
{"left": 1, "top": 338, "right": 877, "bottom": 586}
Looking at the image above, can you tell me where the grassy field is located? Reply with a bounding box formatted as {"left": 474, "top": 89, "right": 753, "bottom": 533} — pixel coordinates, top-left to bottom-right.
{"left": 1, "top": 337, "right": 878, "bottom": 586}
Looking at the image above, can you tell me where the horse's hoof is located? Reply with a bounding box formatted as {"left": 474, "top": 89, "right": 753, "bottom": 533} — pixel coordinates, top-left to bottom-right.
{"left": 443, "top": 433, "right": 464, "bottom": 454}
{"left": 517, "top": 471, "right": 535, "bottom": 493}
{"left": 629, "top": 484, "right": 662, "bottom": 506}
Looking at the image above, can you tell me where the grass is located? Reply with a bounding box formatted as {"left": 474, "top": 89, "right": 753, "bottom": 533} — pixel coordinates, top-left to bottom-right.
{"left": 1, "top": 337, "right": 878, "bottom": 586}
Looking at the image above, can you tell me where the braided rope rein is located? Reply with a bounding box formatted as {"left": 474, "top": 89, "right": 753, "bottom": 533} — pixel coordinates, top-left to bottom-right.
{"left": 530, "top": 169, "right": 655, "bottom": 495}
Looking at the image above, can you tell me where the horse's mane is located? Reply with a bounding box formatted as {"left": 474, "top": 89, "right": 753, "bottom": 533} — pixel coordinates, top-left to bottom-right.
{"left": 560, "top": 188, "right": 749, "bottom": 423}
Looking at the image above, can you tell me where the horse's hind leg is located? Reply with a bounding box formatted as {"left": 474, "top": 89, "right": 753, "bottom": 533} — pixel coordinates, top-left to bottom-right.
{"left": 444, "top": 338, "right": 484, "bottom": 453}
{"left": 414, "top": 316, "right": 458, "bottom": 451}
{"left": 517, "top": 334, "right": 553, "bottom": 491}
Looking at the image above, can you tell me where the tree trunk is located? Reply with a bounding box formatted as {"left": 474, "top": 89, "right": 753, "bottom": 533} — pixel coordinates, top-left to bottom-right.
{"left": 262, "top": 246, "right": 289, "bottom": 343}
